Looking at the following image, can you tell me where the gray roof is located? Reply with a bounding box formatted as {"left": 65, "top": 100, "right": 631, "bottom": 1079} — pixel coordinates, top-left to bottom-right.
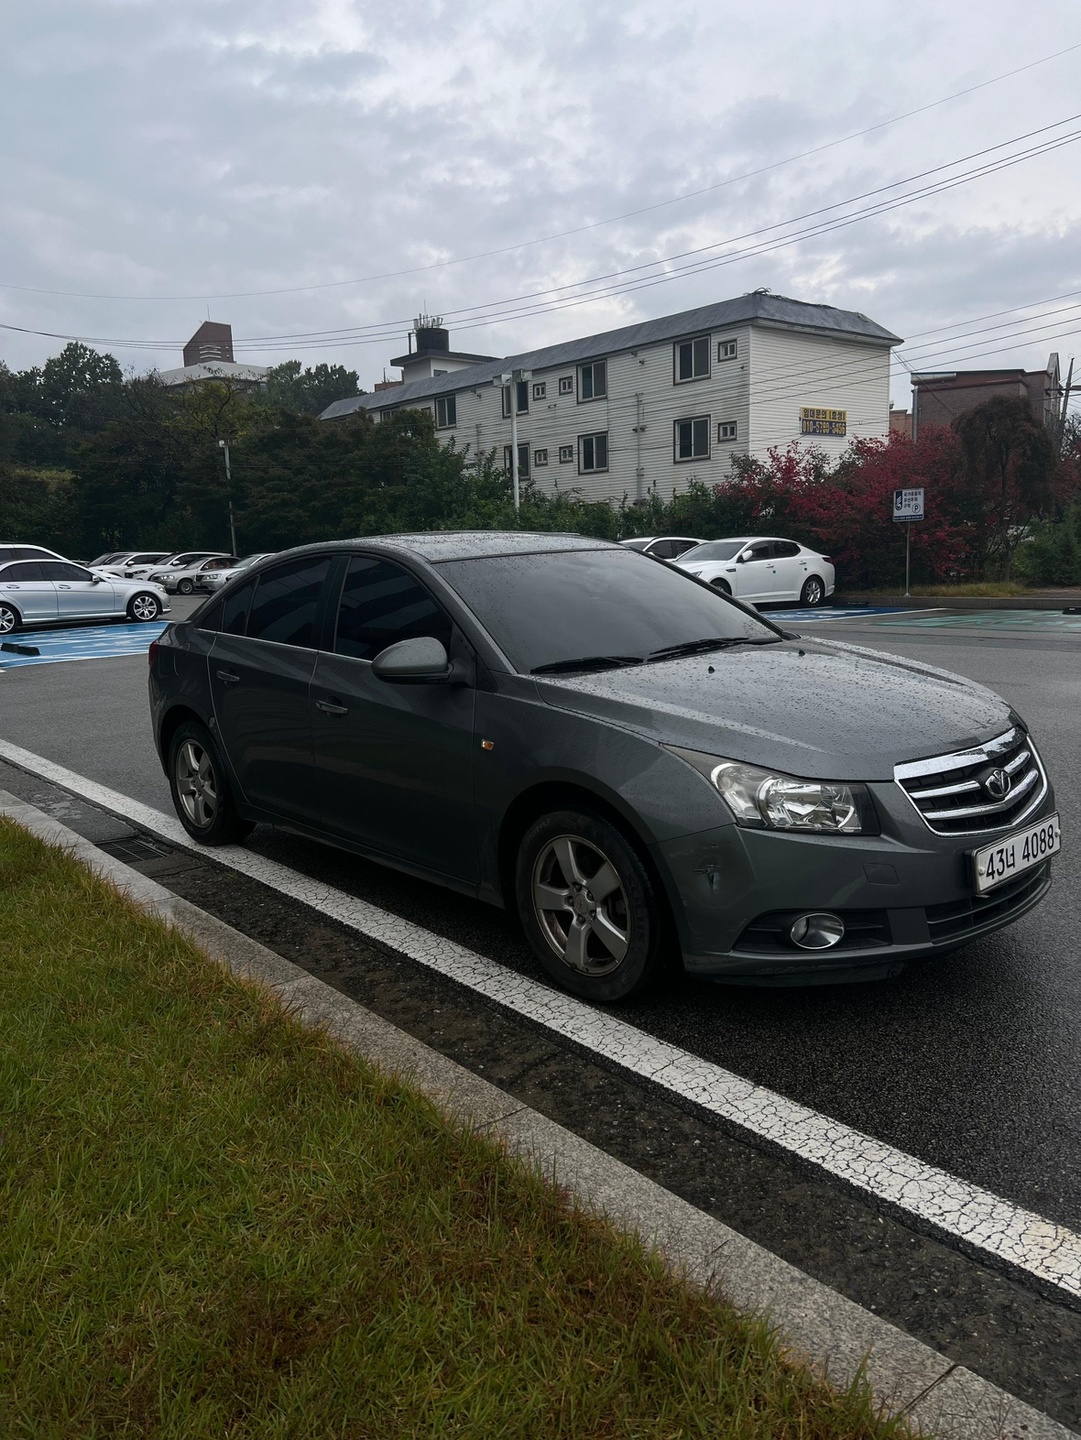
{"left": 320, "top": 292, "right": 902, "bottom": 420}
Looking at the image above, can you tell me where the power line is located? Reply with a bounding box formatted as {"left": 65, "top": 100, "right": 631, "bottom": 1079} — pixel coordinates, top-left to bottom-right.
{"left": 3, "top": 40, "right": 1079, "bottom": 305}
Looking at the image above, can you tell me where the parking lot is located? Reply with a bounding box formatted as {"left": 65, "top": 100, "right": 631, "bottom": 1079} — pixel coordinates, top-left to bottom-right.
{"left": 2, "top": 596, "right": 1080, "bottom": 1425}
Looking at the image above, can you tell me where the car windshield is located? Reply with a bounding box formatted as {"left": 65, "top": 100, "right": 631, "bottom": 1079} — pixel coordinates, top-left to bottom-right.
{"left": 437, "top": 547, "right": 780, "bottom": 673}
{"left": 678, "top": 540, "right": 746, "bottom": 564}
{"left": 90, "top": 552, "right": 124, "bottom": 565}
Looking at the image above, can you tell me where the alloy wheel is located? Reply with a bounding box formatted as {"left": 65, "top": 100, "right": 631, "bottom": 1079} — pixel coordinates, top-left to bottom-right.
{"left": 132, "top": 594, "right": 160, "bottom": 620}
{"left": 802, "top": 578, "right": 824, "bottom": 606}
{"left": 175, "top": 739, "right": 219, "bottom": 830}
{"left": 531, "top": 834, "right": 630, "bottom": 977}
{"left": 0, "top": 605, "right": 16, "bottom": 635}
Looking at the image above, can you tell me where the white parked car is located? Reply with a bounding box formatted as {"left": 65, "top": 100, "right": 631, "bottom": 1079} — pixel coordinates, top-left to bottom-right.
{"left": 0, "top": 558, "right": 170, "bottom": 633}
{"left": 619, "top": 535, "right": 706, "bottom": 561}
{"left": 676, "top": 536, "right": 835, "bottom": 607}
{"left": 92, "top": 549, "right": 171, "bottom": 577}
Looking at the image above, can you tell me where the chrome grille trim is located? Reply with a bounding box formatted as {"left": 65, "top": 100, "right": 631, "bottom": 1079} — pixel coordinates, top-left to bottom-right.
{"left": 894, "top": 729, "right": 1048, "bottom": 836}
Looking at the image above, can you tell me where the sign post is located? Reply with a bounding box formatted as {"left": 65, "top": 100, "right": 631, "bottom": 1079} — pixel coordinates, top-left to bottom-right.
{"left": 892, "top": 487, "right": 925, "bottom": 597}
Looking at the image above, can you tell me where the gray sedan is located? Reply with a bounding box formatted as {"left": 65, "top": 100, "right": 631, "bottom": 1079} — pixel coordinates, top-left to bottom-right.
{"left": 0, "top": 559, "right": 169, "bottom": 632}
{"left": 149, "top": 533, "right": 1057, "bottom": 1002}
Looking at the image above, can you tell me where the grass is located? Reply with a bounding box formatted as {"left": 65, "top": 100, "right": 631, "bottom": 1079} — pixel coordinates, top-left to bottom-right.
{"left": 842, "top": 581, "right": 1033, "bottom": 598}
{"left": 0, "top": 818, "right": 915, "bottom": 1440}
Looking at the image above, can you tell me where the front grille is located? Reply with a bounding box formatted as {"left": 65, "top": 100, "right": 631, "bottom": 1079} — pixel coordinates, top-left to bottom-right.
{"left": 925, "top": 864, "right": 1050, "bottom": 944}
{"left": 734, "top": 909, "right": 892, "bottom": 953}
{"left": 894, "top": 728, "right": 1047, "bottom": 835}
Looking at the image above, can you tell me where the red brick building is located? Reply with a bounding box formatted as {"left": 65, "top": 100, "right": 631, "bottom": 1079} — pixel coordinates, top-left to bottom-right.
{"left": 911, "top": 354, "right": 1063, "bottom": 438}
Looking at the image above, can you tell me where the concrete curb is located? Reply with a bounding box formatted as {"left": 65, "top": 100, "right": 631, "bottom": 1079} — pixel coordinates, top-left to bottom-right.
{"left": 2, "top": 789, "right": 1076, "bottom": 1440}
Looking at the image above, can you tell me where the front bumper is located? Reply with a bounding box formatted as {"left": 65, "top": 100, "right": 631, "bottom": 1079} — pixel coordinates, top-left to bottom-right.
{"left": 653, "top": 778, "right": 1056, "bottom": 981}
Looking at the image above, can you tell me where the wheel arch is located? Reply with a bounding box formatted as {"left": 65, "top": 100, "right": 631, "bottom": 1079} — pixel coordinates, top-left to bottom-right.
{"left": 157, "top": 703, "right": 205, "bottom": 772}
{"left": 495, "top": 780, "right": 680, "bottom": 954}
{"left": 0, "top": 598, "right": 23, "bottom": 627}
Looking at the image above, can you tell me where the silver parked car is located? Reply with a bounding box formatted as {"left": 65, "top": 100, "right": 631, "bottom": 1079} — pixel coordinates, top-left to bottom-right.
{"left": 0, "top": 559, "right": 170, "bottom": 633}
{"left": 197, "top": 553, "right": 278, "bottom": 592}
{"left": 149, "top": 555, "right": 241, "bottom": 595}
{"left": 118, "top": 550, "right": 230, "bottom": 581}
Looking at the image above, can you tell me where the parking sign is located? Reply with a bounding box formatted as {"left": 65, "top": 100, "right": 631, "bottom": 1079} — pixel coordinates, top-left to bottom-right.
{"left": 893, "top": 487, "right": 925, "bottom": 521}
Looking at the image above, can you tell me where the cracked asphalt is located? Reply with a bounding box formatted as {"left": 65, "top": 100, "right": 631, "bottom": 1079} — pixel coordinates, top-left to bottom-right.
{"left": 2, "top": 599, "right": 1080, "bottom": 1427}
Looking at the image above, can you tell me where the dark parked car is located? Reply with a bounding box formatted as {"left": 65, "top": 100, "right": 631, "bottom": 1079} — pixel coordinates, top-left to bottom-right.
{"left": 149, "top": 533, "right": 1059, "bottom": 1001}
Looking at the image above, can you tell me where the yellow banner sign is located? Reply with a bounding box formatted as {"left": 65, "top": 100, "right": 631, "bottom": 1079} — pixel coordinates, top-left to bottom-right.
{"left": 800, "top": 407, "right": 847, "bottom": 436}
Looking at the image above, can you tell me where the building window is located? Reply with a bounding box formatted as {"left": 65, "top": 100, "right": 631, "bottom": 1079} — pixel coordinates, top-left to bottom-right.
{"left": 533, "top": 381, "right": 547, "bottom": 400}
{"left": 534, "top": 448, "right": 548, "bottom": 466}
{"left": 674, "top": 336, "right": 710, "bottom": 383}
{"left": 558, "top": 375, "right": 574, "bottom": 395}
{"left": 579, "top": 432, "right": 608, "bottom": 473}
{"left": 578, "top": 361, "right": 606, "bottom": 401}
{"left": 717, "top": 420, "right": 738, "bottom": 442}
{"left": 558, "top": 444, "right": 574, "bottom": 463}
{"left": 718, "top": 339, "right": 738, "bottom": 361}
{"left": 435, "top": 395, "right": 457, "bottom": 429}
{"left": 516, "top": 381, "right": 530, "bottom": 413}
{"left": 501, "top": 385, "right": 512, "bottom": 418}
{"left": 503, "top": 443, "right": 530, "bottom": 478}
{"left": 379, "top": 408, "right": 396, "bottom": 421}
{"left": 675, "top": 416, "right": 710, "bottom": 461}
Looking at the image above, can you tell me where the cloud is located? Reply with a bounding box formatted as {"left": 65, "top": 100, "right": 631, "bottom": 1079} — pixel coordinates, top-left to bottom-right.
{"left": 0, "top": 0, "right": 1078, "bottom": 407}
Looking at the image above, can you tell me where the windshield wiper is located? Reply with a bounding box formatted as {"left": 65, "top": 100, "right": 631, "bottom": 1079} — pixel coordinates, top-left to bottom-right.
{"left": 532, "top": 654, "right": 644, "bottom": 675}
{"left": 646, "top": 636, "right": 782, "bottom": 662}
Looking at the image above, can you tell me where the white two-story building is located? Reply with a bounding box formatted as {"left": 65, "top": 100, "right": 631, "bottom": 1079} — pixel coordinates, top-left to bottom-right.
{"left": 320, "top": 293, "right": 901, "bottom": 502}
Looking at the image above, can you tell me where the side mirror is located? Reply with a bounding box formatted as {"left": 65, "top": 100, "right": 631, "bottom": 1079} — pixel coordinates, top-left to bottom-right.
{"left": 736, "top": 553, "right": 747, "bottom": 563}
{"left": 91, "top": 575, "right": 103, "bottom": 584}
{"left": 371, "top": 636, "right": 451, "bottom": 684}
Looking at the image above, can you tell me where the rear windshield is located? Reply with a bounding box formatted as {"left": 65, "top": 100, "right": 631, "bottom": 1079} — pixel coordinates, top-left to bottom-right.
{"left": 678, "top": 540, "right": 745, "bottom": 563}
{"left": 437, "top": 547, "right": 775, "bottom": 672}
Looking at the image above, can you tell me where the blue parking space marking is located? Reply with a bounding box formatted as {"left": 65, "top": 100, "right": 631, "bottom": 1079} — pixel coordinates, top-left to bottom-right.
{"left": 876, "top": 610, "right": 1081, "bottom": 631}
{"left": 766, "top": 606, "right": 909, "bottom": 622}
{"left": 0, "top": 621, "right": 168, "bottom": 668}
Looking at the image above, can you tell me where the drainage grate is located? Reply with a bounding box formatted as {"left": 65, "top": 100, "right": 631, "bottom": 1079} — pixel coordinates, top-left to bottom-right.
{"left": 97, "top": 836, "right": 171, "bottom": 863}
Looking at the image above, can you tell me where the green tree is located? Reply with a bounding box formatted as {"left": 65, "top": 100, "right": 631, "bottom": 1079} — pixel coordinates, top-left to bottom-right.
{"left": 263, "top": 361, "right": 362, "bottom": 416}
{"left": 954, "top": 396, "right": 1055, "bottom": 579}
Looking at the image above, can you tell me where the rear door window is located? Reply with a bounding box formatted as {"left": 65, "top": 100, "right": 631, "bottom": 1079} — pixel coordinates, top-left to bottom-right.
{"left": 245, "top": 555, "right": 332, "bottom": 648}
{"left": 1, "top": 562, "right": 46, "bottom": 580}
{"left": 334, "top": 556, "right": 453, "bottom": 661}
{"left": 771, "top": 541, "right": 801, "bottom": 559}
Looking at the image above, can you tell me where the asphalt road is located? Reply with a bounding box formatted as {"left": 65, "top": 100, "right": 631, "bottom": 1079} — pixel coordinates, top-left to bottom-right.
{"left": 3, "top": 599, "right": 1081, "bottom": 1422}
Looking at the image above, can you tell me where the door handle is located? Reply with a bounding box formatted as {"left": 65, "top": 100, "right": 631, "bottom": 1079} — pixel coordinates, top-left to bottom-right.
{"left": 216, "top": 669, "right": 240, "bottom": 684}
{"left": 316, "top": 699, "right": 349, "bottom": 716}
{"left": 58, "top": 584, "right": 72, "bottom": 590}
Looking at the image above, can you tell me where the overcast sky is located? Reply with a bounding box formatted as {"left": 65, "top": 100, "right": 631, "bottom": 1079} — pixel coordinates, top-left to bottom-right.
{"left": 2, "top": 0, "right": 1079, "bottom": 408}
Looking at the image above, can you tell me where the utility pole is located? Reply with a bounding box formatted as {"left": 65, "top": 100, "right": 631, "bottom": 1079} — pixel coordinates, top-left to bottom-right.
{"left": 218, "top": 438, "right": 238, "bottom": 554}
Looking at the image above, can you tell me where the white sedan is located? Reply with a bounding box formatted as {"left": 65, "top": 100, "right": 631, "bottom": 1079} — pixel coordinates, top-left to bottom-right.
{"left": 676, "top": 536, "right": 835, "bottom": 607}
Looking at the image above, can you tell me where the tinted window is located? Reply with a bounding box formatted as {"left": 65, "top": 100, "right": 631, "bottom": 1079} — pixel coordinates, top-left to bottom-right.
{"left": 221, "top": 578, "right": 257, "bottom": 635}
{"left": 43, "top": 562, "right": 92, "bottom": 580}
{"left": 0, "top": 547, "right": 53, "bottom": 562}
{"left": 745, "top": 543, "right": 772, "bottom": 562}
{"left": 197, "top": 598, "right": 224, "bottom": 632}
{"left": 438, "top": 549, "right": 775, "bottom": 673}
{"left": 246, "top": 556, "right": 331, "bottom": 648}
{"left": 1, "top": 562, "right": 45, "bottom": 580}
{"left": 130, "top": 552, "right": 167, "bottom": 565}
{"left": 678, "top": 541, "right": 743, "bottom": 563}
{"left": 772, "top": 541, "right": 801, "bottom": 559}
{"left": 335, "top": 557, "right": 453, "bottom": 661}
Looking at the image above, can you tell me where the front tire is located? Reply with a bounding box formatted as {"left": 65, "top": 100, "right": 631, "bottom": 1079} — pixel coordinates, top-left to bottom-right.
{"left": 800, "top": 576, "right": 826, "bottom": 607}
{"left": 168, "top": 721, "right": 253, "bottom": 845}
{"left": 177, "top": 577, "right": 194, "bottom": 595}
{"left": 710, "top": 578, "right": 732, "bottom": 596}
{"left": 515, "top": 808, "right": 669, "bottom": 1002}
{"left": 0, "top": 602, "right": 20, "bottom": 636}
{"left": 128, "top": 592, "right": 162, "bottom": 622}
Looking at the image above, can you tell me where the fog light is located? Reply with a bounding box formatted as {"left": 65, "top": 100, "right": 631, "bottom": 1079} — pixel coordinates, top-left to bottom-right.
{"left": 789, "top": 913, "right": 845, "bottom": 950}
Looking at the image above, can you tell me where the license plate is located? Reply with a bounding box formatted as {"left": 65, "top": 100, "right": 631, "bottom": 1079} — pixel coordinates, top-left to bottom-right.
{"left": 972, "top": 814, "right": 1061, "bottom": 895}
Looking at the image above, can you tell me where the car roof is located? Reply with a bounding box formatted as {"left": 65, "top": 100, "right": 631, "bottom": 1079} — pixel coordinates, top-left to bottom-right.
{"left": 285, "top": 532, "right": 617, "bottom": 564}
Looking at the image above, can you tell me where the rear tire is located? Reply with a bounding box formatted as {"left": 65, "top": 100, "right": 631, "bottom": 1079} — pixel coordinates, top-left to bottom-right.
{"left": 515, "top": 808, "right": 669, "bottom": 1002}
{"left": 128, "top": 592, "right": 162, "bottom": 622}
{"left": 0, "top": 602, "right": 20, "bottom": 636}
{"left": 168, "top": 720, "right": 253, "bottom": 845}
{"left": 800, "top": 576, "right": 826, "bottom": 607}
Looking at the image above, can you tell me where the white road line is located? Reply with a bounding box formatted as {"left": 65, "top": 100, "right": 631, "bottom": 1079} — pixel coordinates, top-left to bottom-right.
{"left": 3, "top": 734, "right": 1080, "bottom": 1303}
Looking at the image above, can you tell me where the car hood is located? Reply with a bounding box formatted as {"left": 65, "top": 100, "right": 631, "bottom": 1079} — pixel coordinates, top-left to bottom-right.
{"left": 534, "top": 638, "right": 1014, "bottom": 779}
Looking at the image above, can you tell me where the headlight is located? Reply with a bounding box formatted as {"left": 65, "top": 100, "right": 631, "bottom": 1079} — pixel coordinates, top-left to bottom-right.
{"left": 668, "top": 748, "right": 878, "bottom": 834}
